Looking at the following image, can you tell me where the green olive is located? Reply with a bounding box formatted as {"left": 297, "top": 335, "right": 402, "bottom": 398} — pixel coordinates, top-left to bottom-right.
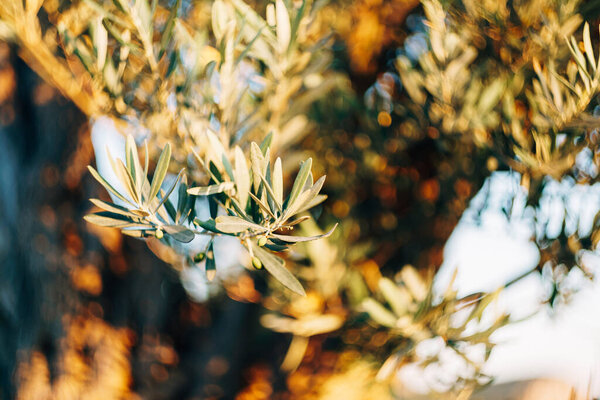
{"left": 252, "top": 257, "right": 263, "bottom": 269}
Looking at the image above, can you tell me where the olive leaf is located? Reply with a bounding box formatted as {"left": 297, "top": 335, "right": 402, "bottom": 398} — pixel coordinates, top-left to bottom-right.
{"left": 252, "top": 242, "right": 305, "bottom": 296}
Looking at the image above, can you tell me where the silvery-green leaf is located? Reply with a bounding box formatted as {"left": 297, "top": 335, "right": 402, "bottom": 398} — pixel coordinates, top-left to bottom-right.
{"left": 222, "top": 154, "right": 235, "bottom": 181}
{"left": 282, "top": 215, "right": 310, "bottom": 227}
{"left": 252, "top": 243, "right": 305, "bottom": 296}
{"left": 361, "top": 298, "right": 397, "bottom": 328}
{"left": 250, "top": 142, "right": 265, "bottom": 193}
{"left": 187, "top": 181, "right": 234, "bottom": 196}
{"left": 269, "top": 223, "right": 337, "bottom": 243}
{"left": 126, "top": 135, "right": 143, "bottom": 195}
{"left": 289, "top": 0, "right": 306, "bottom": 48}
{"left": 84, "top": 211, "right": 145, "bottom": 228}
{"left": 215, "top": 215, "right": 265, "bottom": 233}
{"left": 149, "top": 142, "right": 171, "bottom": 201}
{"left": 248, "top": 192, "right": 276, "bottom": 220}
{"left": 211, "top": 0, "right": 230, "bottom": 41}
{"left": 260, "top": 132, "right": 272, "bottom": 155}
{"left": 105, "top": 147, "right": 137, "bottom": 203}
{"left": 235, "top": 26, "right": 266, "bottom": 65}
{"left": 234, "top": 146, "right": 250, "bottom": 208}
{"left": 143, "top": 140, "right": 149, "bottom": 179}
{"left": 90, "top": 198, "right": 141, "bottom": 219}
{"left": 378, "top": 278, "right": 411, "bottom": 317}
{"left": 93, "top": 16, "right": 108, "bottom": 70}
{"left": 583, "top": 23, "right": 596, "bottom": 72}
{"left": 273, "top": 157, "right": 283, "bottom": 205}
{"left": 121, "top": 229, "right": 148, "bottom": 238}
{"left": 259, "top": 174, "right": 282, "bottom": 212}
{"left": 230, "top": 0, "right": 276, "bottom": 43}
{"left": 275, "top": 0, "right": 290, "bottom": 53}
{"left": 116, "top": 158, "right": 140, "bottom": 204}
{"left": 163, "top": 224, "right": 195, "bottom": 243}
{"left": 284, "top": 174, "right": 324, "bottom": 221}
{"left": 88, "top": 165, "right": 134, "bottom": 206}
{"left": 194, "top": 218, "right": 223, "bottom": 233}
{"left": 205, "top": 241, "right": 216, "bottom": 281}
{"left": 302, "top": 171, "right": 313, "bottom": 192}
{"left": 154, "top": 168, "right": 184, "bottom": 214}
{"left": 264, "top": 242, "right": 288, "bottom": 252}
{"left": 230, "top": 197, "right": 250, "bottom": 221}
{"left": 285, "top": 157, "right": 312, "bottom": 210}
{"left": 205, "top": 130, "right": 227, "bottom": 170}
{"left": 164, "top": 197, "right": 177, "bottom": 222}
{"left": 72, "top": 38, "right": 95, "bottom": 74}
{"left": 176, "top": 177, "right": 188, "bottom": 222}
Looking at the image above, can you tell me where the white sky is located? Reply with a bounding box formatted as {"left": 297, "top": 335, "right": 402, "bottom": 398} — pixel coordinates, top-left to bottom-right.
{"left": 419, "top": 172, "right": 600, "bottom": 396}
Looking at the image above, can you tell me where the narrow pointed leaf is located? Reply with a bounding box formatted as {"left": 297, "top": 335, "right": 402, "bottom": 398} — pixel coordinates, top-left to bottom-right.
{"left": 260, "top": 132, "right": 273, "bottom": 155}
{"left": 163, "top": 224, "right": 195, "bottom": 243}
{"left": 252, "top": 243, "right": 305, "bottom": 296}
{"left": 361, "top": 298, "right": 397, "bottom": 327}
{"left": 222, "top": 154, "right": 235, "bottom": 181}
{"left": 378, "top": 278, "right": 411, "bottom": 317}
{"left": 284, "top": 175, "right": 325, "bottom": 221}
{"left": 269, "top": 223, "right": 337, "bottom": 243}
{"left": 584, "top": 23, "right": 596, "bottom": 72}
{"left": 205, "top": 130, "right": 226, "bottom": 169}
{"left": 149, "top": 142, "right": 171, "bottom": 201}
{"left": 88, "top": 165, "right": 134, "bottom": 206}
{"left": 125, "top": 135, "right": 142, "bottom": 189}
{"left": 121, "top": 229, "right": 148, "bottom": 238}
{"left": 205, "top": 241, "right": 216, "bottom": 281}
{"left": 89, "top": 198, "right": 141, "bottom": 219}
{"left": 286, "top": 158, "right": 312, "bottom": 210}
{"left": 273, "top": 157, "right": 283, "bottom": 205}
{"left": 259, "top": 174, "right": 282, "bottom": 212}
{"left": 194, "top": 218, "right": 223, "bottom": 233}
{"left": 187, "top": 181, "right": 235, "bottom": 196}
{"left": 275, "top": 0, "right": 290, "bottom": 52}
{"left": 215, "top": 215, "right": 266, "bottom": 233}
{"left": 234, "top": 146, "right": 250, "bottom": 208}
{"left": 154, "top": 168, "right": 185, "bottom": 214}
{"left": 116, "top": 158, "right": 140, "bottom": 204}
{"left": 250, "top": 142, "right": 265, "bottom": 193}
{"left": 282, "top": 215, "right": 310, "bottom": 227}
{"left": 249, "top": 192, "right": 276, "bottom": 220}
{"left": 84, "top": 211, "right": 142, "bottom": 228}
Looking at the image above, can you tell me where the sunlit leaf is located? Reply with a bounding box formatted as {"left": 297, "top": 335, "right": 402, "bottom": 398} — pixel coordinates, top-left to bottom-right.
{"left": 187, "top": 181, "right": 235, "bottom": 196}
{"left": 252, "top": 243, "right": 305, "bottom": 295}
{"left": 272, "top": 157, "right": 283, "bottom": 205}
{"left": 250, "top": 142, "right": 265, "bottom": 193}
{"left": 215, "top": 215, "right": 265, "bottom": 233}
{"left": 163, "top": 224, "right": 195, "bottom": 243}
{"left": 149, "top": 142, "right": 171, "bottom": 201}
{"left": 205, "top": 241, "right": 216, "bottom": 281}
{"left": 285, "top": 157, "right": 312, "bottom": 210}
{"left": 89, "top": 198, "right": 141, "bottom": 219}
{"left": 270, "top": 223, "right": 337, "bottom": 242}
{"left": 283, "top": 174, "right": 324, "bottom": 220}
{"left": 361, "top": 298, "right": 397, "bottom": 328}
{"left": 88, "top": 165, "right": 134, "bottom": 207}
{"left": 234, "top": 146, "right": 250, "bottom": 208}
{"left": 275, "top": 0, "right": 290, "bottom": 53}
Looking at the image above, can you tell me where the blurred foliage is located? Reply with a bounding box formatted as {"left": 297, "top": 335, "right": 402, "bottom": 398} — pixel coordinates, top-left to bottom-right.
{"left": 1, "top": 0, "right": 600, "bottom": 399}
